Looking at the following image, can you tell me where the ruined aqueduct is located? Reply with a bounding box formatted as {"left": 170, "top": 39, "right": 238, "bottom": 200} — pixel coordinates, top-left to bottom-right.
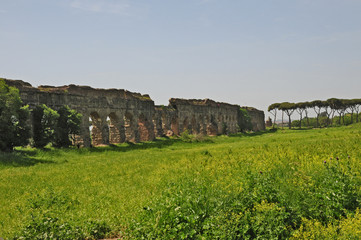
{"left": 5, "top": 79, "right": 265, "bottom": 147}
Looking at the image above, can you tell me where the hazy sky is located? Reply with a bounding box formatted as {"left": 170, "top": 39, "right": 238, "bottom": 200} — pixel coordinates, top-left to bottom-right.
{"left": 1, "top": 0, "right": 361, "bottom": 117}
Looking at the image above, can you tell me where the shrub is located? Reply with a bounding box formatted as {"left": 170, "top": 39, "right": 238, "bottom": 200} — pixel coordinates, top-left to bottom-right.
{"left": 32, "top": 104, "right": 59, "bottom": 148}
{"left": 180, "top": 130, "right": 192, "bottom": 142}
{"left": 0, "top": 80, "right": 30, "bottom": 151}
{"left": 13, "top": 190, "right": 110, "bottom": 240}
{"left": 130, "top": 157, "right": 361, "bottom": 239}
{"left": 301, "top": 159, "right": 360, "bottom": 223}
{"left": 54, "top": 105, "right": 82, "bottom": 147}
{"left": 130, "top": 178, "right": 224, "bottom": 239}
{"left": 179, "top": 130, "right": 213, "bottom": 143}
{"left": 14, "top": 214, "right": 85, "bottom": 240}
{"left": 130, "top": 175, "right": 293, "bottom": 239}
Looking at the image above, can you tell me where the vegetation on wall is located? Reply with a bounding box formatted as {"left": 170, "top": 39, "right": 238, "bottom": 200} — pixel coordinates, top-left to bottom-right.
{"left": 238, "top": 108, "right": 253, "bottom": 132}
{"left": 0, "top": 80, "right": 82, "bottom": 150}
{"left": 0, "top": 79, "right": 30, "bottom": 151}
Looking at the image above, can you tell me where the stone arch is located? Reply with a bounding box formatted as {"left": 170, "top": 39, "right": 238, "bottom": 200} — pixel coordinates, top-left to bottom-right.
{"left": 218, "top": 113, "right": 224, "bottom": 134}
{"left": 198, "top": 115, "right": 206, "bottom": 135}
{"left": 207, "top": 114, "right": 218, "bottom": 136}
{"left": 183, "top": 117, "right": 190, "bottom": 132}
{"left": 73, "top": 113, "right": 90, "bottom": 148}
{"left": 124, "top": 112, "right": 135, "bottom": 142}
{"left": 191, "top": 115, "right": 199, "bottom": 134}
{"left": 138, "top": 113, "right": 151, "bottom": 142}
{"left": 161, "top": 111, "right": 170, "bottom": 134}
{"left": 170, "top": 116, "right": 179, "bottom": 136}
{"left": 89, "top": 111, "right": 103, "bottom": 146}
{"left": 153, "top": 113, "right": 163, "bottom": 137}
{"left": 108, "top": 112, "right": 122, "bottom": 144}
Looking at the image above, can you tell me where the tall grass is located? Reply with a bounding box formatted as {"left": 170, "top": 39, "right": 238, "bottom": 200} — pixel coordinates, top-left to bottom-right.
{"left": 1, "top": 124, "right": 361, "bottom": 239}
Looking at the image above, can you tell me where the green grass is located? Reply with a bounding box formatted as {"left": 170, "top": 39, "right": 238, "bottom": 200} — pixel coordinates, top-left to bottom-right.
{"left": 1, "top": 124, "right": 361, "bottom": 239}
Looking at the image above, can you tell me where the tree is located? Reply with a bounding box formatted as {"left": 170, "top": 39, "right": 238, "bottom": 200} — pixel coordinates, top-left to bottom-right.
{"left": 268, "top": 103, "right": 280, "bottom": 129}
{"left": 343, "top": 99, "right": 354, "bottom": 124}
{"left": 326, "top": 98, "right": 340, "bottom": 126}
{"left": 295, "top": 102, "right": 307, "bottom": 129}
{"left": 311, "top": 100, "right": 323, "bottom": 128}
{"left": 303, "top": 102, "right": 312, "bottom": 128}
{"left": 0, "top": 80, "right": 30, "bottom": 151}
{"left": 350, "top": 99, "right": 361, "bottom": 123}
{"left": 32, "top": 104, "right": 59, "bottom": 148}
{"left": 14, "top": 105, "right": 31, "bottom": 147}
{"left": 278, "top": 102, "right": 295, "bottom": 129}
{"left": 54, "top": 105, "right": 82, "bottom": 147}
{"left": 332, "top": 99, "right": 346, "bottom": 125}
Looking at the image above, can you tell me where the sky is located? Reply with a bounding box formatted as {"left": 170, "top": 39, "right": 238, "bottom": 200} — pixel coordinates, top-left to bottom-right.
{"left": 1, "top": 0, "right": 361, "bottom": 118}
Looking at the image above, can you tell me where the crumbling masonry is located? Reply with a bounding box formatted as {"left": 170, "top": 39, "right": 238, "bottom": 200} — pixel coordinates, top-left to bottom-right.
{"left": 5, "top": 79, "right": 265, "bottom": 147}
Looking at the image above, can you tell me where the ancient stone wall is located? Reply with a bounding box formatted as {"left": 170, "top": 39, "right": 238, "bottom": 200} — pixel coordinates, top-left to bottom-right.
{"left": 5, "top": 79, "right": 155, "bottom": 147}
{"left": 153, "top": 106, "right": 178, "bottom": 137}
{"left": 157, "top": 98, "right": 240, "bottom": 136}
{"left": 4, "top": 79, "right": 265, "bottom": 147}
{"left": 242, "top": 107, "right": 266, "bottom": 132}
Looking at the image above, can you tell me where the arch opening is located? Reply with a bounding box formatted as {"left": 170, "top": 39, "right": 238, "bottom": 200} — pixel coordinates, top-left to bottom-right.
{"left": 183, "top": 117, "right": 190, "bottom": 132}
{"left": 207, "top": 115, "right": 218, "bottom": 136}
{"left": 108, "top": 112, "right": 121, "bottom": 144}
{"left": 124, "top": 112, "right": 135, "bottom": 142}
{"left": 89, "top": 112, "right": 102, "bottom": 146}
{"left": 191, "top": 116, "right": 198, "bottom": 134}
{"left": 138, "top": 114, "right": 151, "bottom": 142}
{"left": 170, "top": 116, "right": 179, "bottom": 136}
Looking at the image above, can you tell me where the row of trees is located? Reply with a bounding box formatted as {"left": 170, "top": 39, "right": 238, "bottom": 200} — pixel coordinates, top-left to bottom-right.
{"left": 268, "top": 98, "right": 361, "bottom": 129}
{"left": 0, "top": 80, "right": 82, "bottom": 151}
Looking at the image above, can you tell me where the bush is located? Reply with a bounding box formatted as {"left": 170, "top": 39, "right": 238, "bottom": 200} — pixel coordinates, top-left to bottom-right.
{"left": 179, "top": 130, "right": 213, "bottom": 143}
{"left": 33, "top": 105, "right": 81, "bottom": 148}
{"left": 0, "top": 80, "right": 30, "bottom": 151}
{"left": 32, "top": 104, "right": 59, "bottom": 148}
{"left": 54, "top": 105, "right": 82, "bottom": 147}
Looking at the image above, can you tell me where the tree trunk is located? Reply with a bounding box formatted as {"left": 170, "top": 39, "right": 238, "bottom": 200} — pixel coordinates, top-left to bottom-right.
{"left": 314, "top": 107, "right": 320, "bottom": 128}
{"left": 288, "top": 114, "right": 292, "bottom": 129}
{"left": 273, "top": 112, "right": 277, "bottom": 129}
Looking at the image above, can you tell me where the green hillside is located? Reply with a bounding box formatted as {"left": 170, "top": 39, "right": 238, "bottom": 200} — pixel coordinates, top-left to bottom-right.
{"left": 1, "top": 124, "right": 361, "bottom": 239}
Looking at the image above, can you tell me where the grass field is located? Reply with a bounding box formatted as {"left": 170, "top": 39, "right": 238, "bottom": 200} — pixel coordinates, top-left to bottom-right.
{"left": 1, "top": 124, "right": 361, "bottom": 239}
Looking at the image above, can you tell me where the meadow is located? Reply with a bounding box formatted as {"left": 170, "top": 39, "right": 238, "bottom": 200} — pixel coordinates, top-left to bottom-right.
{"left": 1, "top": 124, "right": 361, "bottom": 239}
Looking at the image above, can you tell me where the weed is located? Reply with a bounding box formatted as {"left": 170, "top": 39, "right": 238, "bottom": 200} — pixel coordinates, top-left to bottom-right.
{"left": 12, "top": 190, "right": 110, "bottom": 240}
{"left": 1, "top": 124, "right": 361, "bottom": 238}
